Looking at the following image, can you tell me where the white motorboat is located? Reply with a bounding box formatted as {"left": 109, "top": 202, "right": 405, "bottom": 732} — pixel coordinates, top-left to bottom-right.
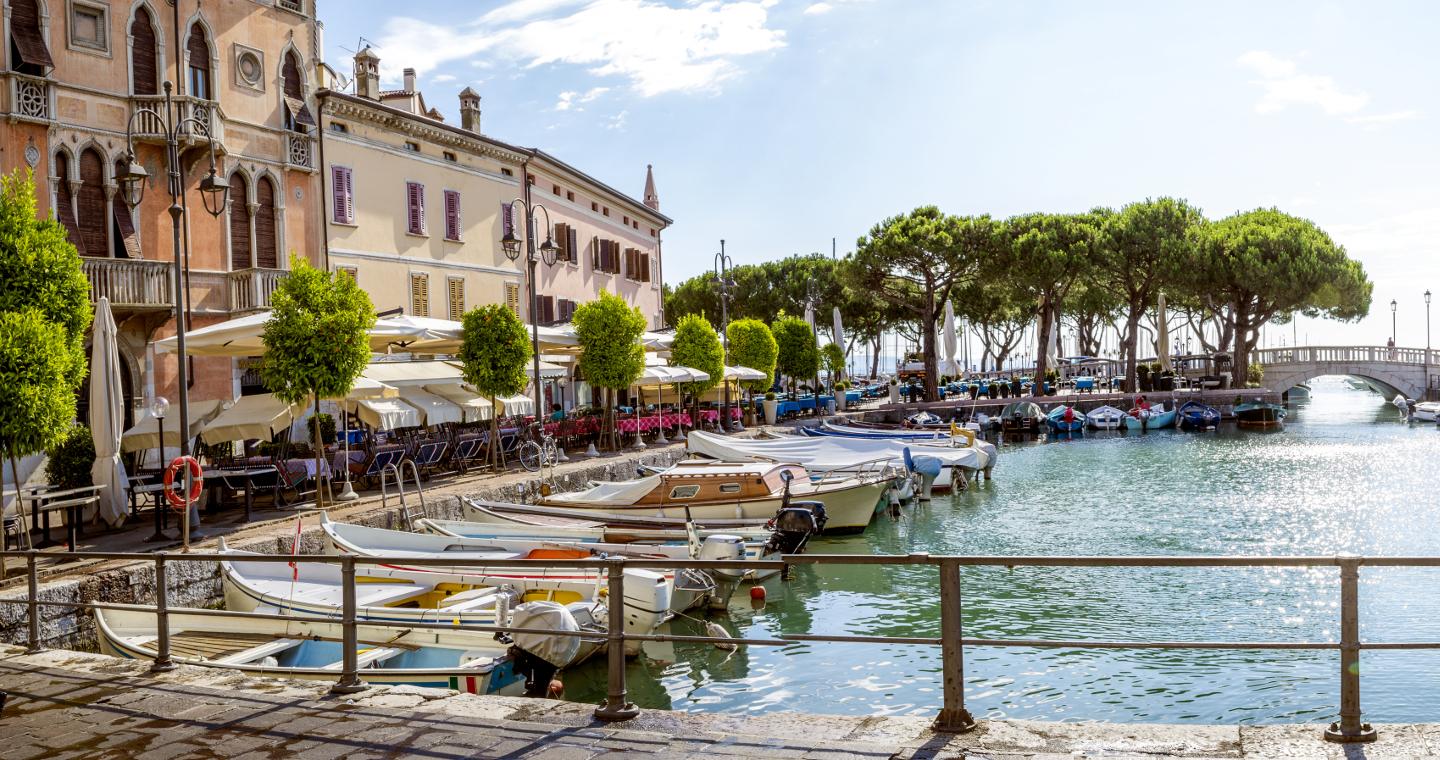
{"left": 685, "top": 430, "right": 988, "bottom": 492}
{"left": 1411, "top": 401, "right": 1440, "bottom": 422}
{"left": 1086, "top": 405, "right": 1126, "bottom": 430}
{"left": 455, "top": 499, "right": 777, "bottom": 542}
{"left": 95, "top": 605, "right": 528, "bottom": 695}
{"left": 535, "top": 461, "right": 890, "bottom": 534}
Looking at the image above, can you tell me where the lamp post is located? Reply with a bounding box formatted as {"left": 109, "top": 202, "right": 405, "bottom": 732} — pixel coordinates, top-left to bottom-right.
{"left": 499, "top": 198, "right": 560, "bottom": 435}
{"left": 146, "top": 397, "right": 169, "bottom": 542}
{"left": 1391, "top": 299, "right": 1397, "bottom": 345}
{"left": 1427, "top": 290, "right": 1433, "bottom": 400}
{"left": 118, "top": 81, "right": 228, "bottom": 544}
{"left": 803, "top": 280, "right": 822, "bottom": 415}
{"left": 714, "top": 242, "right": 737, "bottom": 432}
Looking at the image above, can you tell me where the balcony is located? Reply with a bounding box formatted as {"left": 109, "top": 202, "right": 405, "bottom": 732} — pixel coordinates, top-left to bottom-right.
{"left": 130, "top": 95, "right": 226, "bottom": 151}
{"left": 6, "top": 73, "right": 51, "bottom": 122}
{"left": 82, "top": 258, "right": 174, "bottom": 311}
{"left": 227, "top": 267, "right": 286, "bottom": 314}
{"left": 286, "top": 133, "right": 313, "bottom": 170}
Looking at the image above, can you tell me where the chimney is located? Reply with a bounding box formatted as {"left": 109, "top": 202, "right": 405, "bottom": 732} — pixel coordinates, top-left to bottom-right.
{"left": 643, "top": 164, "right": 659, "bottom": 211}
{"left": 353, "top": 46, "right": 380, "bottom": 100}
{"left": 459, "top": 87, "right": 482, "bottom": 133}
{"left": 403, "top": 67, "right": 416, "bottom": 93}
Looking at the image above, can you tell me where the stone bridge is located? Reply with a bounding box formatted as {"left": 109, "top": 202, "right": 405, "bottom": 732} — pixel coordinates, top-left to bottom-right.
{"left": 1254, "top": 345, "right": 1440, "bottom": 400}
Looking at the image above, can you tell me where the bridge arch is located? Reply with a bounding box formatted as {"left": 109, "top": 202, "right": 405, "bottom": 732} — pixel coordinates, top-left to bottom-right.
{"left": 1262, "top": 367, "right": 1409, "bottom": 400}
{"left": 1251, "top": 346, "right": 1432, "bottom": 401}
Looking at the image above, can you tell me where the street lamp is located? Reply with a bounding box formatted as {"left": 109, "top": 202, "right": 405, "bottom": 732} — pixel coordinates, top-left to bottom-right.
{"left": 1391, "top": 299, "right": 1397, "bottom": 345}
{"left": 500, "top": 198, "right": 560, "bottom": 437}
{"left": 802, "top": 280, "right": 823, "bottom": 415}
{"left": 146, "top": 397, "right": 169, "bottom": 542}
{"left": 714, "top": 242, "right": 738, "bottom": 433}
{"left": 120, "top": 80, "right": 228, "bottom": 544}
{"left": 1427, "top": 290, "right": 1433, "bottom": 400}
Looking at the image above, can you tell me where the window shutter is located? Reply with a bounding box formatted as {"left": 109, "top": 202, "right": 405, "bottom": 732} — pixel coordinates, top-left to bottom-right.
{"left": 331, "top": 166, "right": 354, "bottom": 224}
{"left": 410, "top": 272, "right": 430, "bottom": 316}
{"left": 255, "top": 178, "right": 278, "bottom": 269}
{"left": 52, "top": 153, "right": 85, "bottom": 255}
{"left": 539, "top": 295, "right": 555, "bottom": 324}
{"left": 591, "top": 237, "right": 600, "bottom": 269}
{"left": 9, "top": 0, "right": 53, "bottom": 69}
{"left": 505, "top": 282, "right": 520, "bottom": 315}
{"left": 186, "top": 24, "right": 212, "bottom": 99}
{"left": 131, "top": 8, "right": 158, "bottom": 95}
{"left": 554, "top": 223, "right": 568, "bottom": 260}
{"left": 407, "top": 182, "right": 425, "bottom": 235}
{"left": 568, "top": 226, "right": 579, "bottom": 263}
{"left": 640, "top": 252, "right": 651, "bottom": 283}
{"left": 447, "top": 277, "right": 465, "bottom": 321}
{"left": 444, "top": 190, "right": 461, "bottom": 240}
{"left": 228, "top": 173, "right": 251, "bottom": 269}
{"left": 77, "top": 150, "right": 107, "bottom": 258}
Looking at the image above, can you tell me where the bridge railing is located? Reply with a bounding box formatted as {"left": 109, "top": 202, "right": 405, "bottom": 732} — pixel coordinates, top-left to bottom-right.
{"left": 1254, "top": 345, "right": 1440, "bottom": 367}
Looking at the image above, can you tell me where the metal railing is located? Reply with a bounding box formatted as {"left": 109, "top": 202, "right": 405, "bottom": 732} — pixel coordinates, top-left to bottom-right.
{"left": 131, "top": 95, "right": 225, "bottom": 146}
{"left": 6, "top": 550, "right": 1435, "bottom": 743}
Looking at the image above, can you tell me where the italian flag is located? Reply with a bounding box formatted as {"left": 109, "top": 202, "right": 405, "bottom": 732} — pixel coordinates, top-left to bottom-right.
{"left": 449, "top": 675, "right": 482, "bottom": 694}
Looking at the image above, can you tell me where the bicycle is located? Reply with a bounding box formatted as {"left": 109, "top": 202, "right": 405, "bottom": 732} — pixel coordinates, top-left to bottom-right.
{"left": 516, "top": 422, "right": 560, "bottom": 472}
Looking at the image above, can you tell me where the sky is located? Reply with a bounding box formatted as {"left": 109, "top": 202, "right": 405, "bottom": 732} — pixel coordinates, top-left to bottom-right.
{"left": 319, "top": 0, "right": 1440, "bottom": 350}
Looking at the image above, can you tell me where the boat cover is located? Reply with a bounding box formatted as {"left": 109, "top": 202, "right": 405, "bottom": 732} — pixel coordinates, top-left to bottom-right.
{"left": 544, "top": 475, "right": 663, "bottom": 506}
{"left": 805, "top": 422, "right": 998, "bottom": 466}
{"left": 687, "top": 430, "right": 988, "bottom": 471}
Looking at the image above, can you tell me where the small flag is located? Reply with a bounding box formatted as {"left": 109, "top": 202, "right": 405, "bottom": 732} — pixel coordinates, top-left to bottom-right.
{"left": 288, "top": 516, "right": 303, "bottom": 581}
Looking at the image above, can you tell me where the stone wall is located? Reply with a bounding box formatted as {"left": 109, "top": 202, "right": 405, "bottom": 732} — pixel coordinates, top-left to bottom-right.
{"left": 0, "top": 448, "right": 687, "bottom": 651}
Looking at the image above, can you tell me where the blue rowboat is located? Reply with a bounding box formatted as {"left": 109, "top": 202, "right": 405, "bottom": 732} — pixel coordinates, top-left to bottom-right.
{"left": 1122, "top": 405, "right": 1176, "bottom": 431}
{"left": 1045, "top": 405, "right": 1086, "bottom": 433}
{"left": 1177, "top": 401, "right": 1221, "bottom": 430}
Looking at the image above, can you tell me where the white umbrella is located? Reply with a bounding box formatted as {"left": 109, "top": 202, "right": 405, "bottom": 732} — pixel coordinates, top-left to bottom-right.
{"left": 1157, "top": 292, "right": 1171, "bottom": 373}
{"left": 89, "top": 297, "right": 128, "bottom": 527}
{"left": 1046, "top": 311, "right": 1061, "bottom": 369}
{"left": 941, "top": 301, "right": 960, "bottom": 377}
{"left": 832, "top": 307, "right": 847, "bottom": 383}
{"left": 154, "top": 311, "right": 463, "bottom": 357}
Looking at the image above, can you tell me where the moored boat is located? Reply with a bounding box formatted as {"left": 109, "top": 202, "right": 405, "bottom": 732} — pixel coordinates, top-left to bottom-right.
{"left": 1177, "top": 401, "right": 1221, "bottom": 430}
{"left": 95, "top": 605, "right": 528, "bottom": 695}
{"left": 534, "top": 461, "right": 889, "bottom": 534}
{"left": 684, "top": 430, "right": 988, "bottom": 492}
{"left": 1234, "top": 399, "right": 1287, "bottom": 429}
{"left": 1411, "top": 401, "right": 1440, "bottom": 422}
{"left": 999, "top": 402, "right": 1044, "bottom": 435}
{"left": 1122, "top": 404, "right": 1176, "bottom": 431}
{"left": 1086, "top": 405, "right": 1126, "bottom": 430}
{"left": 1045, "top": 405, "right": 1086, "bottom": 433}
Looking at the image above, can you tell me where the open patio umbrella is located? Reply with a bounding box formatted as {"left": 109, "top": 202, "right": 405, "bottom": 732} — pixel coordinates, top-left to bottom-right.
{"left": 89, "top": 297, "right": 129, "bottom": 527}
{"left": 1157, "top": 292, "right": 1172, "bottom": 373}
{"left": 155, "top": 311, "right": 463, "bottom": 357}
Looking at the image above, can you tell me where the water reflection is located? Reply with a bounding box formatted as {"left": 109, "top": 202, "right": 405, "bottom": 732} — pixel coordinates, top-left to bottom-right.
{"left": 562, "top": 378, "right": 1440, "bottom": 722}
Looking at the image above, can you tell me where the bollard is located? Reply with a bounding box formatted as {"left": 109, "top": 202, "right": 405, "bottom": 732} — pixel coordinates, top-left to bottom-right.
{"left": 933, "top": 558, "right": 976, "bottom": 733}
{"left": 150, "top": 553, "right": 176, "bottom": 672}
{"left": 593, "top": 557, "right": 639, "bottom": 721}
{"left": 1324, "top": 557, "right": 1376, "bottom": 743}
{"left": 330, "top": 555, "right": 368, "bottom": 694}
{"left": 24, "top": 551, "right": 42, "bottom": 654}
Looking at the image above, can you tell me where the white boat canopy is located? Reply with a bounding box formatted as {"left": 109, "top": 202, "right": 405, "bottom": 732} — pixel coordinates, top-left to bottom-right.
{"left": 120, "top": 399, "right": 225, "bottom": 453}
{"left": 395, "top": 387, "right": 464, "bottom": 426}
{"left": 199, "top": 394, "right": 301, "bottom": 444}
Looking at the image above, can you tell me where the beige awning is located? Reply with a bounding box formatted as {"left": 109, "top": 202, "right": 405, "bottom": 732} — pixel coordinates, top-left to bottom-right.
{"left": 362, "top": 360, "right": 466, "bottom": 387}
{"left": 725, "top": 365, "right": 767, "bottom": 381}
{"left": 396, "top": 387, "right": 464, "bottom": 426}
{"left": 423, "top": 384, "right": 494, "bottom": 422}
{"left": 355, "top": 398, "right": 420, "bottom": 430}
{"left": 199, "top": 394, "right": 300, "bottom": 444}
{"left": 121, "top": 399, "right": 225, "bottom": 453}
{"left": 498, "top": 394, "right": 534, "bottom": 416}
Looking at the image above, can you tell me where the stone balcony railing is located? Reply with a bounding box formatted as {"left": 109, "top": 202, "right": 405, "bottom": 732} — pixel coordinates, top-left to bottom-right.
{"left": 6, "top": 73, "right": 52, "bottom": 122}
{"left": 227, "top": 267, "right": 286, "bottom": 313}
{"left": 130, "top": 95, "right": 225, "bottom": 148}
{"left": 82, "top": 258, "right": 174, "bottom": 310}
{"left": 286, "top": 133, "right": 313, "bottom": 169}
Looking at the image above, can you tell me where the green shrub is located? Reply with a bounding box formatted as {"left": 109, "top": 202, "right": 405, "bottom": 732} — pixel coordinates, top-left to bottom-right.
{"left": 1247, "top": 362, "right": 1265, "bottom": 385}
{"left": 306, "top": 412, "right": 336, "bottom": 444}
{"left": 764, "top": 391, "right": 777, "bottom": 401}
{"left": 45, "top": 424, "right": 93, "bottom": 490}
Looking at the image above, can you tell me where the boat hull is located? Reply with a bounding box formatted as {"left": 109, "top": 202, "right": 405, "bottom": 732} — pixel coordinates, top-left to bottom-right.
{"left": 1122, "top": 409, "right": 1176, "bottom": 431}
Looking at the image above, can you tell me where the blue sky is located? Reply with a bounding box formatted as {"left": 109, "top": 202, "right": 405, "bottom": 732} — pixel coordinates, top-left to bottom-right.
{"left": 321, "top": 0, "right": 1440, "bottom": 348}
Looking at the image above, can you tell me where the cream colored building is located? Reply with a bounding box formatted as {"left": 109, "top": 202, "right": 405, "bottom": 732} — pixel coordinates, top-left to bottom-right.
{"left": 316, "top": 47, "right": 669, "bottom": 330}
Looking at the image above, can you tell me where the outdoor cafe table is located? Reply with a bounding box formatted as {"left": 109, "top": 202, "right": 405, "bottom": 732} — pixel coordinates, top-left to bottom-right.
{"left": 14, "top": 484, "right": 103, "bottom": 552}
{"left": 211, "top": 466, "right": 280, "bottom": 523}
{"left": 1075, "top": 376, "right": 1096, "bottom": 392}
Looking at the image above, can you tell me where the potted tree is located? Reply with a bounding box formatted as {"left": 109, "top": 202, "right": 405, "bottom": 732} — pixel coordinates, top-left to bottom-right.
{"left": 889, "top": 378, "right": 900, "bottom": 404}
{"left": 726, "top": 319, "right": 777, "bottom": 431}
{"left": 1136, "top": 363, "right": 1152, "bottom": 392}
{"left": 763, "top": 391, "right": 779, "bottom": 425}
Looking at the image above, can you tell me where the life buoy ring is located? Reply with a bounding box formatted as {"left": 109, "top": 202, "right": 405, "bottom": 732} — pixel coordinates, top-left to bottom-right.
{"left": 163, "top": 455, "right": 204, "bottom": 511}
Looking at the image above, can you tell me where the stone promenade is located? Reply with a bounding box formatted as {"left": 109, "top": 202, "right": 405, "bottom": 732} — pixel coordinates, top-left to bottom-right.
{"left": 3, "top": 647, "right": 1439, "bottom": 759}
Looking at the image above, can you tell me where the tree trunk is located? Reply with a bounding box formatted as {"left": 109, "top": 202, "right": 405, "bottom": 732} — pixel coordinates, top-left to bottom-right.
{"left": 1122, "top": 308, "right": 1142, "bottom": 393}
{"left": 921, "top": 292, "right": 939, "bottom": 402}
{"left": 313, "top": 393, "right": 324, "bottom": 509}
{"left": 1034, "top": 298, "right": 1053, "bottom": 393}
{"left": 1232, "top": 301, "right": 1250, "bottom": 387}
{"left": 869, "top": 336, "right": 881, "bottom": 378}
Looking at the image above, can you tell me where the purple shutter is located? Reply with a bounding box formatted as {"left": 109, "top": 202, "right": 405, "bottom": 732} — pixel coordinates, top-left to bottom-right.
{"left": 332, "top": 166, "right": 354, "bottom": 223}
{"left": 407, "top": 182, "right": 424, "bottom": 234}
{"left": 444, "top": 190, "right": 461, "bottom": 240}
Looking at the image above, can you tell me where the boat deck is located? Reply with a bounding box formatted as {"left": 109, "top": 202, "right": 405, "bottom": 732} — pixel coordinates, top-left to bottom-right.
{"left": 133, "top": 631, "right": 277, "bottom": 660}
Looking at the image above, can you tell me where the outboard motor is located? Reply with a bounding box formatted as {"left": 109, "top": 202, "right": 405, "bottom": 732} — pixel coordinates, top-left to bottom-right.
{"left": 508, "top": 600, "right": 583, "bottom": 696}
{"left": 902, "top": 447, "right": 942, "bottom": 502}
{"left": 698, "top": 534, "right": 746, "bottom": 610}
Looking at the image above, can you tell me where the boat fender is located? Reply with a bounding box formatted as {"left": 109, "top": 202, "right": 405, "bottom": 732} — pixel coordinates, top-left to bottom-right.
{"left": 706, "top": 621, "right": 737, "bottom": 651}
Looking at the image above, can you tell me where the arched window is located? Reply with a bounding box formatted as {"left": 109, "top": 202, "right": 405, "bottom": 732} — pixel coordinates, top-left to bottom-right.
{"left": 112, "top": 159, "right": 140, "bottom": 258}
{"left": 186, "top": 23, "right": 211, "bottom": 99}
{"left": 130, "top": 7, "right": 159, "bottom": 96}
{"left": 229, "top": 173, "right": 251, "bottom": 269}
{"left": 8, "top": 0, "right": 53, "bottom": 75}
{"left": 53, "top": 153, "right": 84, "bottom": 254}
{"left": 77, "top": 149, "right": 108, "bottom": 258}
{"left": 255, "top": 177, "right": 278, "bottom": 269}
{"left": 281, "top": 50, "right": 313, "bottom": 132}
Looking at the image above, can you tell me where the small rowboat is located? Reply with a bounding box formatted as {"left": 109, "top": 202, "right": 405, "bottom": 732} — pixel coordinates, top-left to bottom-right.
{"left": 1122, "top": 404, "right": 1176, "bottom": 431}
{"left": 1234, "top": 400, "right": 1287, "bottom": 429}
{"left": 95, "top": 605, "right": 526, "bottom": 696}
{"left": 1045, "top": 405, "right": 1086, "bottom": 433}
{"left": 1177, "top": 401, "right": 1221, "bottom": 430}
{"left": 1086, "top": 405, "right": 1126, "bottom": 430}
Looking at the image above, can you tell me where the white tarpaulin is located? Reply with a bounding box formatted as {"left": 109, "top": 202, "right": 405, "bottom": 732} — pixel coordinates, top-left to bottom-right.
{"left": 88, "top": 298, "right": 129, "bottom": 526}
{"left": 363, "top": 360, "right": 465, "bottom": 387}
{"left": 200, "top": 394, "right": 301, "bottom": 444}
{"left": 686, "top": 430, "right": 989, "bottom": 473}
{"left": 396, "top": 387, "right": 464, "bottom": 426}
{"left": 498, "top": 394, "right": 534, "bottom": 416}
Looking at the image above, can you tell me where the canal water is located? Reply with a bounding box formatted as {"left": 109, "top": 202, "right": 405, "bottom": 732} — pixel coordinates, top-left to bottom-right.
{"left": 566, "top": 378, "right": 1440, "bottom": 723}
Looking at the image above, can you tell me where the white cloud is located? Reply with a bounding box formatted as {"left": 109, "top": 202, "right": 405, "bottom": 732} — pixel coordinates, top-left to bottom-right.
{"left": 375, "top": 0, "right": 786, "bottom": 97}
{"left": 1236, "top": 50, "right": 1369, "bottom": 116}
{"left": 555, "top": 86, "right": 611, "bottom": 111}
{"left": 431, "top": 73, "right": 457, "bottom": 83}
{"left": 1345, "top": 110, "right": 1419, "bottom": 124}
{"left": 605, "top": 110, "right": 629, "bottom": 130}
{"left": 804, "top": 2, "right": 833, "bottom": 14}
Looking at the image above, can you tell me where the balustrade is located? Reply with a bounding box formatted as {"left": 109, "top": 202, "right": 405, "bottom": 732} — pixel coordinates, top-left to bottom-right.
{"left": 286, "top": 133, "right": 313, "bottom": 169}
{"left": 130, "top": 96, "right": 225, "bottom": 146}
{"left": 227, "top": 267, "right": 286, "bottom": 313}
{"left": 81, "top": 258, "right": 173, "bottom": 309}
{"left": 8, "top": 74, "right": 51, "bottom": 121}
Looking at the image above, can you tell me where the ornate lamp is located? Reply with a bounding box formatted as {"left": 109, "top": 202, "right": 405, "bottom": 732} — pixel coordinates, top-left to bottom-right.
{"left": 118, "top": 153, "right": 148, "bottom": 209}
{"left": 198, "top": 166, "right": 230, "bottom": 218}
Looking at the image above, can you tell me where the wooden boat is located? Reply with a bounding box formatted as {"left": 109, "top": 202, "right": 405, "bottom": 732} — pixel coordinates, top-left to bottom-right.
{"left": 1086, "top": 405, "right": 1125, "bottom": 430}
{"left": 998, "top": 402, "right": 1044, "bottom": 435}
{"left": 95, "top": 605, "right": 526, "bottom": 695}
{"left": 1177, "top": 401, "right": 1221, "bottom": 430}
{"left": 1045, "top": 405, "right": 1086, "bottom": 433}
{"left": 1234, "top": 400, "right": 1287, "bottom": 429}
{"left": 218, "top": 540, "right": 669, "bottom": 652}
{"left": 1122, "top": 404, "right": 1176, "bottom": 431}
{"left": 534, "top": 461, "right": 889, "bottom": 534}
{"left": 453, "top": 500, "right": 776, "bottom": 542}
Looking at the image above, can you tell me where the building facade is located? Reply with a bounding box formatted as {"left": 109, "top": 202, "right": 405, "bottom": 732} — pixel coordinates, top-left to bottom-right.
{"left": 0, "top": 0, "right": 324, "bottom": 422}
{"left": 317, "top": 47, "right": 669, "bottom": 332}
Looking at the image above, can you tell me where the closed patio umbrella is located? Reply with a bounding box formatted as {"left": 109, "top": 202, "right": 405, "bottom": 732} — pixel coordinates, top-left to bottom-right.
{"left": 1157, "top": 292, "right": 1172, "bottom": 373}
{"left": 940, "top": 301, "right": 961, "bottom": 378}
{"left": 89, "top": 297, "right": 128, "bottom": 527}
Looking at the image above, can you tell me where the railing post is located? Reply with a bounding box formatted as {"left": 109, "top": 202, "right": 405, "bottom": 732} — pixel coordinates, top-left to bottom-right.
{"left": 1325, "top": 556, "right": 1375, "bottom": 743}
{"left": 933, "top": 557, "right": 976, "bottom": 733}
{"left": 331, "top": 555, "right": 368, "bottom": 694}
{"left": 594, "top": 557, "right": 639, "bottom": 721}
{"left": 24, "top": 551, "right": 42, "bottom": 654}
{"left": 150, "top": 552, "right": 175, "bottom": 672}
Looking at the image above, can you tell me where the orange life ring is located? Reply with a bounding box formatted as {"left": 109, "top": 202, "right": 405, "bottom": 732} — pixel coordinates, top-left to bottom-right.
{"left": 163, "top": 455, "right": 204, "bottom": 511}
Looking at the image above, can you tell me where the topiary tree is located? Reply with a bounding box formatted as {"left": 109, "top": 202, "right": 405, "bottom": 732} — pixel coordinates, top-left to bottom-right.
{"left": 260, "top": 256, "right": 376, "bottom": 506}
{"left": 669, "top": 314, "right": 724, "bottom": 433}
{"left": 821, "top": 342, "right": 845, "bottom": 390}
{"left": 772, "top": 314, "right": 820, "bottom": 408}
{"left": 726, "top": 318, "right": 777, "bottom": 418}
{"left": 0, "top": 170, "right": 92, "bottom": 545}
{"left": 45, "top": 423, "right": 94, "bottom": 490}
{"left": 459, "top": 304, "right": 531, "bottom": 468}
{"left": 573, "top": 290, "right": 646, "bottom": 451}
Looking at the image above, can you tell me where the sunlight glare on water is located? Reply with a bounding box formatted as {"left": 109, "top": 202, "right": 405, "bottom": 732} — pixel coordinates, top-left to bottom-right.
{"left": 565, "top": 378, "right": 1440, "bottom": 723}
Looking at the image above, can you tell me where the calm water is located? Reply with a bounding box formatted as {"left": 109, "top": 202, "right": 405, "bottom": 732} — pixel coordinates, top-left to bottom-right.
{"left": 566, "top": 378, "right": 1440, "bottom": 723}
